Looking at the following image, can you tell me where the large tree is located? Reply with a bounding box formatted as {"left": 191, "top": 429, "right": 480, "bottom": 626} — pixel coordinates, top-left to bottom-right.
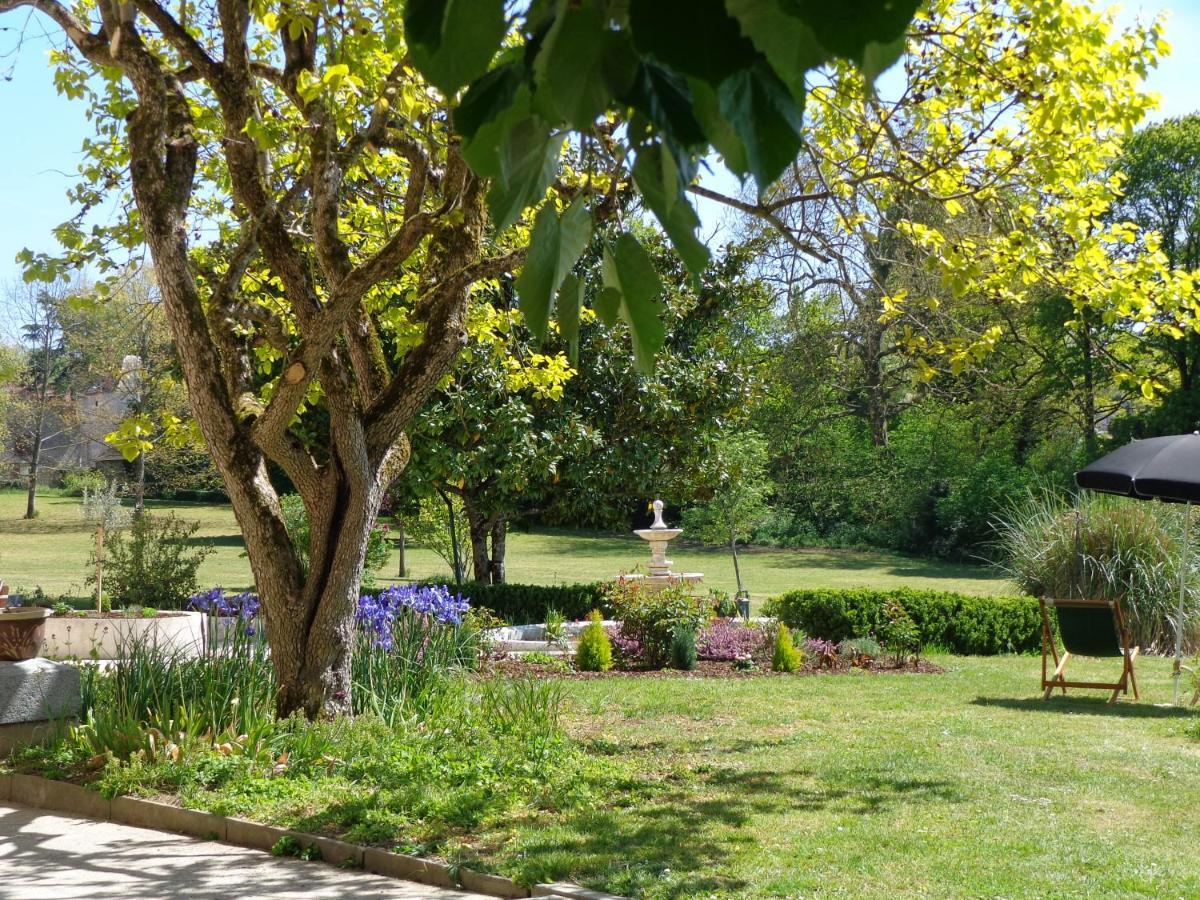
{"left": 0, "top": 0, "right": 918, "bottom": 716}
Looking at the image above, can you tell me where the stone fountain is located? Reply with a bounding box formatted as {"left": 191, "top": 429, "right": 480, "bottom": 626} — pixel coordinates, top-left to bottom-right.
{"left": 629, "top": 500, "right": 702, "bottom": 591}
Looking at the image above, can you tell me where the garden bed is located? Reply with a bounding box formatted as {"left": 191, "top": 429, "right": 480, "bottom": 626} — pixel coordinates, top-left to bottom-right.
{"left": 489, "top": 656, "right": 945, "bottom": 679}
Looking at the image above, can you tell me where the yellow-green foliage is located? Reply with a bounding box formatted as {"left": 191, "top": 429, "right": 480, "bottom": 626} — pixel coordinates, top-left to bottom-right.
{"left": 575, "top": 610, "right": 613, "bottom": 672}
{"left": 772, "top": 623, "right": 803, "bottom": 673}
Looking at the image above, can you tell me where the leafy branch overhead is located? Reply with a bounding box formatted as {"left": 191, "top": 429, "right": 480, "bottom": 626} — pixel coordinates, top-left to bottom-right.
{"left": 407, "top": 0, "right": 920, "bottom": 366}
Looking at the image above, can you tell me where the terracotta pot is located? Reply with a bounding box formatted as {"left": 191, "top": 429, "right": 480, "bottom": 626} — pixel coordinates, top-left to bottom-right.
{"left": 0, "top": 608, "right": 52, "bottom": 661}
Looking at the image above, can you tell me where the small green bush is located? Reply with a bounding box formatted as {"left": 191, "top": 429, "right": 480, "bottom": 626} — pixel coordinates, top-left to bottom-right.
{"left": 60, "top": 468, "right": 107, "bottom": 497}
{"left": 575, "top": 610, "right": 613, "bottom": 672}
{"left": 95, "top": 513, "right": 214, "bottom": 610}
{"left": 771, "top": 622, "right": 802, "bottom": 672}
{"left": 879, "top": 597, "right": 921, "bottom": 664}
{"left": 763, "top": 588, "right": 1040, "bottom": 655}
{"left": 670, "top": 625, "right": 698, "bottom": 670}
{"left": 607, "top": 581, "right": 713, "bottom": 668}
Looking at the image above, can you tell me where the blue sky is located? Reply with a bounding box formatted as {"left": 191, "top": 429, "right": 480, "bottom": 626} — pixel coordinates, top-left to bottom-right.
{"left": 2, "top": 1, "right": 1200, "bottom": 292}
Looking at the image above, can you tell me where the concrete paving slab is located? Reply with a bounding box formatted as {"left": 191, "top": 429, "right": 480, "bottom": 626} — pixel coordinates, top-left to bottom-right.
{"left": 0, "top": 802, "right": 492, "bottom": 899}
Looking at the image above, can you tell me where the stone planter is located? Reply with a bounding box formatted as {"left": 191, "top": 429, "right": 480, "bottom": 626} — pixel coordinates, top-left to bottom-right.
{"left": 0, "top": 608, "right": 52, "bottom": 661}
{"left": 40, "top": 611, "right": 205, "bottom": 661}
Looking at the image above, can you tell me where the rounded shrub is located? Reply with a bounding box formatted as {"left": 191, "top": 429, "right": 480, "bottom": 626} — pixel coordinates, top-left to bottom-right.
{"left": 575, "top": 610, "right": 613, "bottom": 672}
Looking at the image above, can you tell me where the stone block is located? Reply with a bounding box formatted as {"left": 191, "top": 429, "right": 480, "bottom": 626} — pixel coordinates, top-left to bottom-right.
{"left": 461, "top": 867, "right": 530, "bottom": 898}
{"left": 363, "top": 847, "right": 458, "bottom": 889}
{"left": 225, "top": 816, "right": 288, "bottom": 852}
{"left": 10, "top": 773, "right": 109, "bottom": 820}
{"left": 0, "top": 659, "right": 81, "bottom": 725}
{"left": 111, "top": 796, "right": 227, "bottom": 841}
{"left": 283, "top": 831, "right": 363, "bottom": 868}
{"left": 532, "top": 884, "right": 627, "bottom": 900}
{"left": 0, "top": 719, "right": 74, "bottom": 756}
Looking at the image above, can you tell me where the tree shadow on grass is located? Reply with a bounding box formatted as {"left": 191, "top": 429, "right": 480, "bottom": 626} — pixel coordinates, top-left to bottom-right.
{"left": 972, "top": 696, "right": 1197, "bottom": 719}
{"left": 182, "top": 533, "right": 245, "bottom": 548}
{"left": 513, "top": 766, "right": 960, "bottom": 898}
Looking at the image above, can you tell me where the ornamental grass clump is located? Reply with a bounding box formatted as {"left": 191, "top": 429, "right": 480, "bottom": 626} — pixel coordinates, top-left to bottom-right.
{"left": 995, "top": 489, "right": 1199, "bottom": 650}
{"left": 575, "top": 610, "right": 613, "bottom": 672}
{"left": 772, "top": 623, "right": 803, "bottom": 673}
{"left": 670, "top": 625, "right": 698, "bottom": 671}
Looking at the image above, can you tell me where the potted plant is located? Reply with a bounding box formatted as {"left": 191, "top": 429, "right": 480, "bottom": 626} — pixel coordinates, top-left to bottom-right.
{"left": 0, "top": 589, "right": 51, "bottom": 661}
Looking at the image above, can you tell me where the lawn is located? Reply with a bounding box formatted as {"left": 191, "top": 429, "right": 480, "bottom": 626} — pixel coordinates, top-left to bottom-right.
{"left": 0, "top": 489, "right": 1009, "bottom": 603}
{"left": 483, "top": 655, "right": 1200, "bottom": 898}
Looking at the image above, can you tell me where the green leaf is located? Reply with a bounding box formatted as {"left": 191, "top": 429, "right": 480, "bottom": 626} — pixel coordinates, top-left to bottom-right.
{"left": 718, "top": 63, "right": 805, "bottom": 188}
{"left": 628, "top": 0, "right": 757, "bottom": 86}
{"left": 533, "top": 1, "right": 611, "bottom": 129}
{"left": 787, "top": 0, "right": 920, "bottom": 62}
{"left": 556, "top": 273, "right": 583, "bottom": 362}
{"left": 624, "top": 63, "right": 706, "bottom": 151}
{"left": 515, "top": 198, "right": 593, "bottom": 340}
{"left": 455, "top": 60, "right": 526, "bottom": 145}
{"left": 611, "top": 234, "right": 666, "bottom": 373}
{"left": 632, "top": 145, "right": 709, "bottom": 275}
{"left": 486, "top": 119, "right": 562, "bottom": 232}
{"left": 404, "top": 0, "right": 507, "bottom": 96}
{"left": 859, "top": 33, "right": 908, "bottom": 84}
{"left": 724, "top": 0, "right": 826, "bottom": 103}
{"left": 690, "top": 79, "right": 749, "bottom": 177}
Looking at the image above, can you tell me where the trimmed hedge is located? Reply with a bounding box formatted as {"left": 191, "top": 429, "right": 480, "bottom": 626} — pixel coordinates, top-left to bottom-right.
{"left": 459, "top": 581, "right": 609, "bottom": 625}
{"left": 762, "top": 588, "right": 1041, "bottom": 655}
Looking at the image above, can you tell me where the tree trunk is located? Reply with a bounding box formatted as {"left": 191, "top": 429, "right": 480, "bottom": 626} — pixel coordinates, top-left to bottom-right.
{"left": 396, "top": 520, "right": 406, "bottom": 578}
{"left": 488, "top": 517, "right": 506, "bottom": 584}
{"left": 134, "top": 451, "right": 146, "bottom": 515}
{"left": 24, "top": 406, "right": 45, "bottom": 519}
{"left": 731, "top": 531, "right": 745, "bottom": 595}
{"left": 462, "top": 492, "right": 491, "bottom": 583}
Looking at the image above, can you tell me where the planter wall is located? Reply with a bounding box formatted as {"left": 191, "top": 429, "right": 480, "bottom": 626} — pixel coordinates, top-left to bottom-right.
{"left": 40, "top": 611, "right": 205, "bottom": 661}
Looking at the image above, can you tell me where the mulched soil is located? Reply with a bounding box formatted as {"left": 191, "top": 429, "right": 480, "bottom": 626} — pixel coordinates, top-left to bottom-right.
{"left": 487, "top": 656, "right": 945, "bottom": 680}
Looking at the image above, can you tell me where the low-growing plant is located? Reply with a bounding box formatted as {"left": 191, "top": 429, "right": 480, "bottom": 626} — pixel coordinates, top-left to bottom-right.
{"left": 60, "top": 468, "right": 107, "bottom": 497}
{"left": 803, "top": 636, "right": 838, "bottom": 668}
{"left": 771, "top": 622, "right": 803, "bottom": 673}
{"left": 606, "top": 580, "right": 713, "bottom": 668}
{"left": 670, "top": 625, "right": 698, "bottom": 671}
{"left": 696, "top": 619, "right": 769, "bottom": 661}
{"left": 575, "top": 610, "right": 614, "bottom": 672}
{"left": 839, "top": 637, "right": 882, "bottom": 664}
{"left": 544, "top": 606, "right": 566, "bottom": 645}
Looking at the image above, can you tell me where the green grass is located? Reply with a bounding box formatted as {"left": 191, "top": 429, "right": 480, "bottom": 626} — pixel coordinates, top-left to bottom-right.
{"left": 484, "top": 655, "right": 1200, "bottom": 897}
{"left": 0, "top": 489, "right": 1009, "bottom": 602}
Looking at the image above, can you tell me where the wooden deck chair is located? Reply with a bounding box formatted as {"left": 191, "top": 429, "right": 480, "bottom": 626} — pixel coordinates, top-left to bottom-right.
{"left": 1040, "top": 598, "right": 1140, "bottom": 704}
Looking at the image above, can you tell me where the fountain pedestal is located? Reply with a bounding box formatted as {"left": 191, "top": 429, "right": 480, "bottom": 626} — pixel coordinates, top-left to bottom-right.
{"left": 629, "top": 500, "right": 703, "bottom": 592}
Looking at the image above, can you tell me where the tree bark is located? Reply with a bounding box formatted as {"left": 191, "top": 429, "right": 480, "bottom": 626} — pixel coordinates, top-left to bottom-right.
{"left": 133, "top": 451, "right": 146, "bottom": 515}
{"left": 462, "top": 491, "right": 491, "bottom": 583}
{"left": 731, "top": 531, "right": 745, "bottom": 596}
{"left": 488, "top": 517, "right": 506, "bottom": 584}
{"left": 24, "top": 409, "right": 43, "bottom": 519}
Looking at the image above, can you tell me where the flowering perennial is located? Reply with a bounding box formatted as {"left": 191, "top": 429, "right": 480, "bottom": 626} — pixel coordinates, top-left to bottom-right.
{"left": 356, "top": 584, "right": 470, "bottom": 651}
{"left": 188, "top": 588, "right": 261, "bottom": 619}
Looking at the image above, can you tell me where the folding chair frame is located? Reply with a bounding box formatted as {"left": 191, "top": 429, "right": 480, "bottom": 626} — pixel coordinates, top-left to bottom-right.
{"left": 1040, "top": 598, "right": 1140, "bottom": 704}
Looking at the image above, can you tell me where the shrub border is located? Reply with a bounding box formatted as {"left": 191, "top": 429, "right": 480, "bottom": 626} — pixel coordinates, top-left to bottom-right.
{"left": 1, "top": 772, "right": 622, "bottom": 900}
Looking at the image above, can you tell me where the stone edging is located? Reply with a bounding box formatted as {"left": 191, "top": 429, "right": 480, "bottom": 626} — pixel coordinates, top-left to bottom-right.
{"left": 0, "top": 772, "right": 624, "bottom": 900}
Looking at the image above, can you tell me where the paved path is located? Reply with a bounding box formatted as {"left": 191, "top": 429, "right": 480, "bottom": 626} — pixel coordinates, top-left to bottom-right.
{"left": 0, "top": 802, "right": 492, "bottom": 899}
